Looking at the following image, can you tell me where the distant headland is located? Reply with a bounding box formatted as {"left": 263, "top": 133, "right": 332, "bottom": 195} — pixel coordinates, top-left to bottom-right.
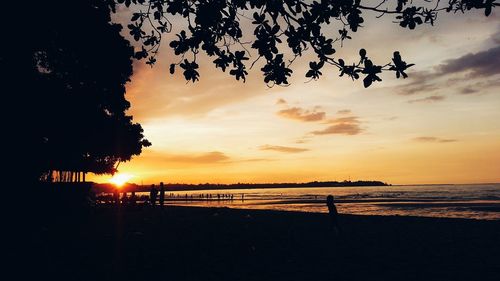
{"left": 93, "top": 180, "right": 390, "bottom": 193}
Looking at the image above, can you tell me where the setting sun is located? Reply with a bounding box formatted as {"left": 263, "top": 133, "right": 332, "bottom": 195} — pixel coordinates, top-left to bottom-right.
{"left": 109, "top": 173, "right": 133, "bottom": 187}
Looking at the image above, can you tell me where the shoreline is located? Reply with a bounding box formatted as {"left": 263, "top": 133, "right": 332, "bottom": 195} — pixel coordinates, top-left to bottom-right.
{"left": 161, "top": 204, "right": 500, "bottom": 221}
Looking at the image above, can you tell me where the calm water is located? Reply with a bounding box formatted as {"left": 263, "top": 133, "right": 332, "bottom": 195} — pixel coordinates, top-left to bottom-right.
{"left": 130, "top": 184, "right": 500, "bottom": 220}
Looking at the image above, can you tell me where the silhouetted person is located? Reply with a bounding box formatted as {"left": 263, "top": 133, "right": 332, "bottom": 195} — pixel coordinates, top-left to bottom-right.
{"left": 130, "top": 191, "right": 137, "bottom": 206}
{"left": 150, "top": 184, "right": 158, "bottom": 206}
{"left": 326, "top": 195, "right": 341, "bottom": 234}
{"left": 113, "top": 188, "right": 120, "bottom": 206}
{"left": 159, "top": 182, "right": 165, "bottom": 207}
{"left": 122, "top": 192, "right": 128, "bottom": 205}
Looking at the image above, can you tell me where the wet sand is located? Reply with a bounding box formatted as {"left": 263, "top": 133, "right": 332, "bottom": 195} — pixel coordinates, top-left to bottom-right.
{"left": 28, "top": 205, "right": 500, "bottom": 281}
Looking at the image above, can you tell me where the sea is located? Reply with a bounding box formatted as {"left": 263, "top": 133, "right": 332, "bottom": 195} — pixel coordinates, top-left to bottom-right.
{"left": 128, "top": 184, "right": 500, "bottom": 220}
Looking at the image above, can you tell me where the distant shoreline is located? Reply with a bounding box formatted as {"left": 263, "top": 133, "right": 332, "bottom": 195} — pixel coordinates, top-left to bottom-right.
{"left": 93, "top": 180, "right": 389, "bottom": 193}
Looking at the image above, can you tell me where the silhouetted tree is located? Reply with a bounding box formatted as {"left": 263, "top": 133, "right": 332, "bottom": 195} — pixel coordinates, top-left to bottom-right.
{"left": 3, "top": 0, "right": 151, "bottom": 182}
{"left": 115, "top": 0, "right": 497, "bottom": 87}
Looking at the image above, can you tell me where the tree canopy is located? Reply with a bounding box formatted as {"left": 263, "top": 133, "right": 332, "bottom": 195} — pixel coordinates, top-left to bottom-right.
{"left": 5, "top": 0, "right": 151, "bottom": 181}
{"left": 114, "top": 0, "right": 497, "bottom": 87}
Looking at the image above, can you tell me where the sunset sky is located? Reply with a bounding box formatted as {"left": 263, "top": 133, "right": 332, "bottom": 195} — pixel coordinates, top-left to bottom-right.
{"left": 90, "top": 8, "right": 500, "bottom": 185}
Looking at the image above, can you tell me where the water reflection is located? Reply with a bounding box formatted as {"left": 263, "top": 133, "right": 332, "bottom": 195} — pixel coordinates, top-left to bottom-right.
{"left": 97, "top": 184, "right": 500, "bottom": 220}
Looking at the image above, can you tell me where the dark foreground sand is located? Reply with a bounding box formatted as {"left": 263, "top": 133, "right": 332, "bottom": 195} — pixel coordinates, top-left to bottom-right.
{"left": 27, "top": 205, "right": 499, "bottom": 281}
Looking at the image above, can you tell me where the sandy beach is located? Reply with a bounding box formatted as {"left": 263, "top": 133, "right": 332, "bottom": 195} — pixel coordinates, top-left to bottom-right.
{"left": 27, "top": 203, "right": 500, "bottom": 281}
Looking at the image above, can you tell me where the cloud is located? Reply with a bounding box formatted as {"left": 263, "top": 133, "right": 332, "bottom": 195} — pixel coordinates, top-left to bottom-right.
{"left": 408, "top": 95, "right": 445, "bottom": 103}
{"left": 276, "top": 98, "right": 287, "bottom": 105}
{"left": 413, "top": 137, "right": 458, "bottom": 143}
{"left": 125, "top": 150, "right": 235, "bottom": 170}
{"left": 238, "top": 158, "right": 275, "bottom": 162}
{"left": 311, "top": 116, "right": 362, "bottom": 136}
{"left": 457, "top": 78, "right": 500, "bottom": 94}
{"left": 161, "top": 151, "right": 230, "bottom": 164}
{"left": 337, "top": 109, "right": 352, "bottom": 115}
{"left": 311, "top": 123, "right": 362, "bottom": 136}
{"left": 393, "top": 27, "right": 500, "bottom": 96}
{"left": 276, "top": 102, "right": 362, "bottom": 137}
{"left": 437, "top": 46, "right": 500, "bottom": 78}
{"left": 459, "top": 87, "right": 479, "bottom": 95}
{"left": 394, "top": 71, "right": 439, "bottom": 96}
{"left": 324, "top": 116, "right": 360, "bottom": 124}
{"left": 277, "top": 107, "right": 326, "bottom": 122}
{"left": 259, "top": 145, "right": 309, "bottom": 153}
{"left": 493, "top": 26, "right": 500, "bottom": 45}
{"left": 295, "top": 138, "right": 310, "bottom": 144}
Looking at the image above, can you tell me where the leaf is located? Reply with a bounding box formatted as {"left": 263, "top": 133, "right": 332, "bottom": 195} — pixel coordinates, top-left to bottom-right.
{"left": 131, "top": 13, "right": 141, "bottom": 21}
{"left": 363, "top": 76, "right": 372, "bottom": 88}
{"left": 485, "top": 6, "right": 492, "bottom": 17}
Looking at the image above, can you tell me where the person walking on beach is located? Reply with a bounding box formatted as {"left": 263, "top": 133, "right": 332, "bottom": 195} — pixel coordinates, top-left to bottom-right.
{"left": 326, "top": 195, "right": 341, "bottom": 234}
{"left": 150, "top": 184, "right": 158, "bottom": 206}
{"left": 159, "top": 182, "right": 165, "bottom": 207}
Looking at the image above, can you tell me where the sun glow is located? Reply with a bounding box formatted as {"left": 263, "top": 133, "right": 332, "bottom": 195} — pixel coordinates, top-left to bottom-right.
{"left": 109, "top": 173, "right": 133, "bottom": 187}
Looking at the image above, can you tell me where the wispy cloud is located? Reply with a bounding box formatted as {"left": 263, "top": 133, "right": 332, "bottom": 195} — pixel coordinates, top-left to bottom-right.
{"left": 323, "top": 116, "right": 360, "bottom": 124}
{"left": 259, "top": 145, "right": 309, "bottom": 153}
{"left": 277, "top": 107, "right": 326, "bottom": 122}
{"left": 394, "top": 71, "right": 439, "bottom": 96}
{"left": 275, "top": 100, "right": 362, "bottom": 137}
{"left": 311, "top": 116, "right": 362, "bottom": 136}
{"left": 276, "top": 98, "right": 287, "bottom": 105}
{"left": 413, "top": 137, "right": 458, "bottom": 143}
{"left": 457, "top": 78, "right": 500, "bottom": 95}
{"left": 493, "top": 25, "right": 500, "bottom": 45}
{"left": 337, "top": 109, "right": 352, "bottom": 115}
{"left": 408, "top": 95, "right": 445, "bottom": 103}
{"left": 392, "top": 29, "right": 500, "bottom": 97}
{"left": 294, "top": 138, "right": 310, "bottom": 144}
{"left": 161, "top": 151, "right": 230, "bottom": 164}
{"left": 311, "top": 123, "right": 362, "bottom": 136}
{"left": 437, "top": 46, "right": 500, "bottom": 78}
{"left": 237, "top": 158, "right": 275, "bottom": 163}
{"left": 459, "top": 87, "right": 478, "bottom": 95}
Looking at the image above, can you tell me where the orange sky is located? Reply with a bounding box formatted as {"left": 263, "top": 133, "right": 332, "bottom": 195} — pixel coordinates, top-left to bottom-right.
{"left": 89, "top": 8, "right": 500, "bottom": 185}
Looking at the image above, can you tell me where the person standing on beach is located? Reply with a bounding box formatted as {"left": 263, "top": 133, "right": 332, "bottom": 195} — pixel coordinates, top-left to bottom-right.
{"left": 130, "top": 191, "right": 137, "bottom": 206}
{"left": 122, "top": 192, "right": 128, "bottom": 205}
{"left": 159, "top": 182, "right": 165, "bottom": 207}
{"left": 326, "top": 195, "right": 341, "bottom": 234}
{"left": 113, "top": 188, "right": 120, "bottom": 206}
{"left": 150, "top": 184, "right": 158, "bottom": 206}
